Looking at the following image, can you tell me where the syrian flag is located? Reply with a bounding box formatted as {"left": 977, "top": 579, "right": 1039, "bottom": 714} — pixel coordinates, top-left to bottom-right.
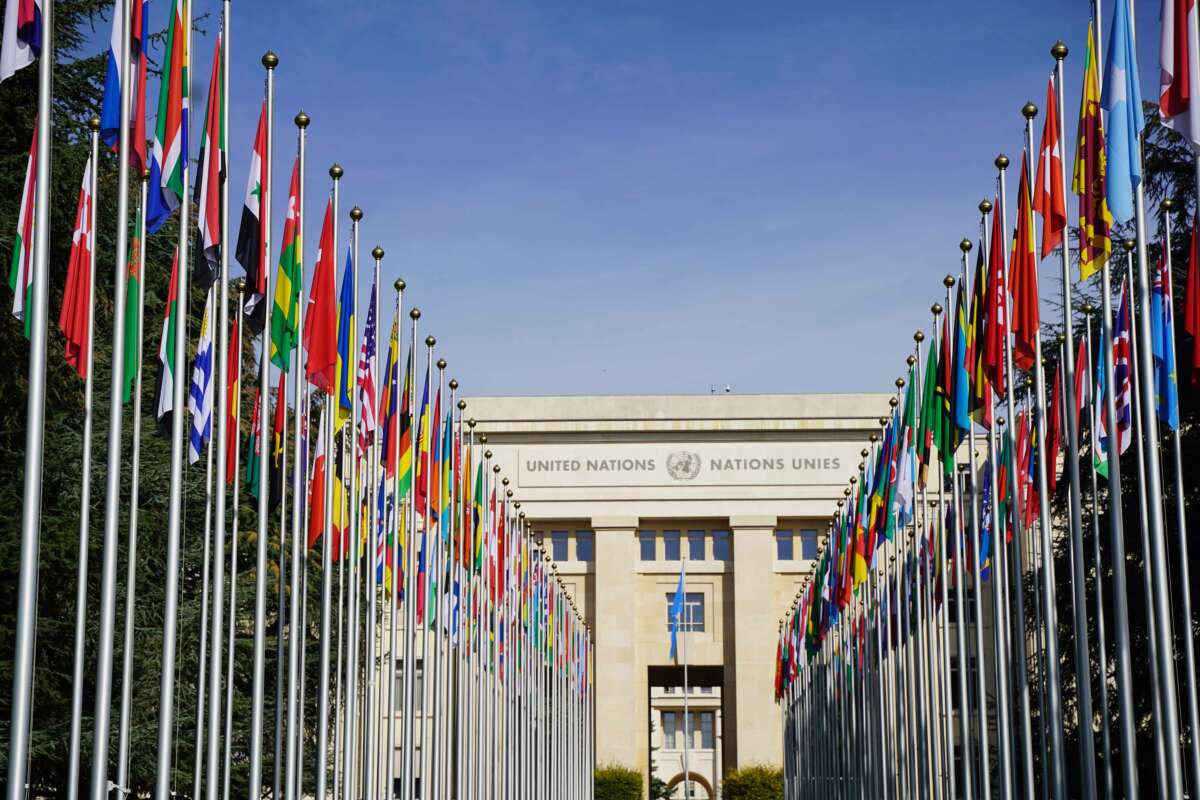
{"left": 236, "top": 103, "right": 268, "bottom": 333}
{"left": 58, "top": 157, "right": 94, "bottom": 380}
{"left": 1161, "top": 0, "right": 1200, "bottom": 149}
{"left": 188, "top": 287, "right": 215, "bottom": 464}
{"left": 1033, "top": 75, "right": 1066, "bottom": 258}
{"left": 146, "top": 0, "right": 189, "bottom": 233}
{"left": 0, "top": 0, "right": 42, "bottom": 83}
{"left": 9, "top": 122, "right": 36, "bottom": 338}
{"left": 100, "top": 0, "right": 149, "bottom": 173}
{"left": 155, "top": 250, "right": 181, "bottom": 434}
{"left": 193, "top": 34, "right": 224, "bottom": 292}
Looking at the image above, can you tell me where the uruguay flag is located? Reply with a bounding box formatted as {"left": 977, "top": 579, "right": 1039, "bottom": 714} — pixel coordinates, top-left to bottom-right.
{"left": 1101, "top": 0, "right": 1144, "bottom": 224}
{"left": 188, "top": 287, "right": 215, "bottom": 464}
{"left": 100, "top": 0, "right": 147, "bottom": 164}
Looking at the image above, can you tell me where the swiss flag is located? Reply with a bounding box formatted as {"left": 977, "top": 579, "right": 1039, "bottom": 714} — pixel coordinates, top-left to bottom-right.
{"left": 1033, "top": 76, "right": 1066, "bottom": 258}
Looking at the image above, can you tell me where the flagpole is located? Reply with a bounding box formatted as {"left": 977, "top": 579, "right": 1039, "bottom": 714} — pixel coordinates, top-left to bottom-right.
{"left": 92, "top": 0, "right": 136, "bottom": 790}
{"left": 117, "top": 165, "right": 149, "bottom": 799}
{"left": 322, "top": 163, "right": 343, "bottom": 800}
{"left": 6, "top": 0, "right": 53, "bottom": 791}
{"left": 342, "top": 203, "right": 364, "bottom": 800}
{"left": 1161, "top": 200, "right": 1200, "bottom": 793}
{"left": 66, "top": 117, "right": 99, "bottom": 800}
{"left": 193, "top": 369, "right": 217, "bottom": 800}
{"left": 430, "top": 360, "right": 448, "bottom": 800}
{"left": 283, "top": 108, "right": 309, "bottom": 800}
{"left": 400, "top": 312, "right": 422, "bottom": 800}
{"left": 363, "top": 246, "right": 384, "bottom": 800}
{"left": 274, "top": 356, "right": 290, "bottom": 800}
{"left": 222, "top": 279, "right": 246, "bottom": 800}
{"left": 247, "top": 49, "right": 279, "bottom": 800}
{"left": 385, "top": 279, "right": 406, "bottom": 800}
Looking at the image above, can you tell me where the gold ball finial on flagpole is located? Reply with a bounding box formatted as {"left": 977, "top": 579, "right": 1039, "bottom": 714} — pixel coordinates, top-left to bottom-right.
{"left": 861, "top": 448, "right": 870, "bottom": 458}
{"left": 1162, "top": 198, "right": 1175, "bottom": 211}
{"left": 425, "top": 335, "right": 435, "bottom": 347}
{"left": 330, "top": 164, "right": 343, "bottom": 180}
{"left": 849, "top": 475, "right": 858, "bottom": 484}
{"left": 1022, "top": 101, "right": 1038, "bottom": 119}
{"left": 394, "top": 279, "right": 405, "bottom": 292}
{"left": 1056, "top": 332, "right": 1067, "bottom": 345}
{"left": 915, "top": 329, "right": 926, "bottom": 343}
{"left": 144, "top": 168, "right": 151, "bottom": 181}
{"left": 945, "top": 274, "right": 957, "bottom": 288}
{"left": 457, "top": 399, "right": 466, "bottom": 411}
{"left": 467, "top": 418, "right": 476, "bottom": 428}
{"left": 437, "top": 358, "right": 446, "bottom": 370}
{"left": 233, "top": 277, "right": 247, "bottom": 293}
{"left": 262, "top": 50, "right": 279, "bottom": 70}
{"left": 995, "top": 154, "right": 1009, "bottom": 170}
{"left": 506, "top": 489, "right": 513, "bottom": 498}
{"left": 449, "top": 379, "right": 459, "bottom": 391}
{"left": 1051, "top": 41, "right": 1069, "bottom": 61}
{"left": 931, "top": 303, "right": 942, "bottom": 317}
{"left": 493, "top": 464, "right": 501, "bottom": 474}
{"left": 997, "top": 417, "right": 1006, "bottom": 427}
{"left": 896, "top": 377, "right": 905, "bottom": 389}
{"left": 480, "top": 434, "right": 488, "bottom": 445}
{"left": 1122, "top": 238, "right": 1136, "bottom": 252}
{"left": 88, "top": 116, "right": 100, "bottom": 131}
{"left": 350, "top": 206, "right": 363, "bottom": 222}
{"left": 502, "top": 477, "right": 509, "bottom": 487}
{"left": 1082, "top": 302, "right": 1095, "bottom": 315}
{"left": 906, "top": 355, "right": 916, "bottom": 367}
{"left": 888, "top": 397, "right": 898, "bottom": 409}
{"left": 979, "top": 199, "right": 992, "bottom": 214}
{"left": 372, "top": 246, "right": 384, "bottom": 260}
{"left": 295, "top": 111, "right": 310, "bottom": 129}
{"left": 410, "top": 307, "right": 420, "bottom": 320}
{"left": 959, "top": 240, "right": 972, "bottom": 255}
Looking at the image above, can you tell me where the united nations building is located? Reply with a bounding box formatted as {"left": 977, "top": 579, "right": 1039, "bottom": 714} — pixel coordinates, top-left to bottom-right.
{"left": 465, "top": 393, "right": 890, "bottom": 798}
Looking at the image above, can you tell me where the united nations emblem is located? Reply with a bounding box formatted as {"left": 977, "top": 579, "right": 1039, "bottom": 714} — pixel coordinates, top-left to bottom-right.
{"left": 666, "top": 451, "right": 701, "bottom": 481}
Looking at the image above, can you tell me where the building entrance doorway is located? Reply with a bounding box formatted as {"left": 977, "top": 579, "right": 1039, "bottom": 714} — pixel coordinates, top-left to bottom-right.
{"left": 647, "top": 665, "right": 724, "bottom": 799}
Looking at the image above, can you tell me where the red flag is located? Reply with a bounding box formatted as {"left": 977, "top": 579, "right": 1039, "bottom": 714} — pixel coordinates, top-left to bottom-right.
{"left": 1010, "top": 154, "right": 1040, "bottom": 371}
{"left": 307, "top": 406, "right": 329, "bottom": 547}
{"left": 1186, "top": 221, "right": 1200, "bottom": 385}
{"left": 1073, "top": 333, "right": 1090, "bottom": 434}
{"left": 305, "top": 199, "right": 338, "bottom": 394}
{"left": 224, "top": 304, "right": 242, "bottom": 484}
{"left": 1047, "top": 358, "right": 1063, "bottom": 494}
{"left": 1161, "top": 0, "right": 1200, "bottom": 148}
{"left": 983, "top": 195, "right": 1008, "bottom": 395}
{"left": 1034, "top": 77, "right": 1066, "bottom": 258}
{"left": 58, "top": 158, "right": 94, "bottom": 379}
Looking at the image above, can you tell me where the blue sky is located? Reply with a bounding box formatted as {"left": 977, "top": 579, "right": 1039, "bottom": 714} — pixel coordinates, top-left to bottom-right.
{"left": 134, "top": 0, "right": 1163, "bottom": 396}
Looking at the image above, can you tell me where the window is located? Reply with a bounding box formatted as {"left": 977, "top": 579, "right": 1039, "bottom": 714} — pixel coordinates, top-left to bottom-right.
{"left": 663, "top": 530, "right": 681, "bottom": 561}
{"left": 799, "top": 529, "right": 819, "bottom": 560}
{"left": 687, "top": 531, "right": 705, "bottom": 561}
{"left": 395, "top": 659, "right": 424, "bottom": 712}
{"left": 575, "top": 530, "right": 594, "bottom": 562}
{"left": 551, "top": 531, "right": 569, "bottom": 562}
{"left": 639, "top": 531, "right": 656, "bottom": 561}
{"left": 667, "top": 592, "right": 705, "bottom": 633}
{"left": 662, "top": 710, "right": 677, "bottom": 749}
{"left": 775, "top": 530, "right": 794, "bottom": 560}
{"left": 700, "top": 686, "right": 713, "bottom": 695}
{"left": 700, "top": 712, "right": 714, "bottom": 749}
{"left": 712, "top": 530, "right": 731, "bottom": 561}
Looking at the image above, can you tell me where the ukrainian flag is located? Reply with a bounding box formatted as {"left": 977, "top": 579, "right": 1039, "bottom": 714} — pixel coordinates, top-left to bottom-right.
{"left": 334, "top": 247, "right": 354, "bottom": 429}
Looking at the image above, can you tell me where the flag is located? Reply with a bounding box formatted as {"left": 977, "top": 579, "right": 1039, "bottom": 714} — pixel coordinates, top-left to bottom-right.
{"left": 307, "top": 405, "right": 329, "bottom": 547}
{"left": 334, "top": 248, "right": 355, "bottom": 428}
{"left": 893, "top": 370, "right": 917, "bottom": 530}
{"left": 59, "top": 157, "right": 93, "bottom": 379}
{"left": 1101, "top": 0, "right": 1144, "bottom": 225}
{"left": 1187, "top": 221, "right": 1200, "bottom": 385}
{"left": 415, "top": 362, "right": 432, "bottom": 513}
{"left": 188, "top": 287, "right": 215, "bottom": 464}
{"left": 269, "top": 377, "right": 285, "bottom": 511}
{"left": 245, "top": 385, "right": 261, "bottom": 498}
{"left": 305, "top": 199, "right": 337, "bottom": 393}
{"left": 155, "top": 250, "right": 181, "bottom": 429}
{"left": 952, "top": 281, "right": 970, "bottom": 435}
{"left": 225, "top": 301, "right": 241, "bottom": 484}
{"left": 983, "top": 194, "right": 1008, "bottom": 395}
{"left": 1034, "top": 76, "right": 1067, "bottom": 258}
{"left": 380, "top": 318, "right": 399, "bottom": 473}
{"left": 1074, "top": 23, "right": 1114, "bottom": 280}
{"left": 357, "top": 280, "right": 378, "bottom": 457}
{"left": 237, "top": 104, "right": 268, "bottom": 332}
{"left": 1152, "top": 248, "right": 1181, "bottom": 429}
{"left": 1010, "top": 154, "right": 1039, "bottom": 371}
{"left": 397, "top": 346, "right": 414, "bottom": 498}
{"left": 1075, "top": 332, "right": 1091, "bottom": 433}
{"left": 193, "top": 34, "right": 224, "bottom": 292}
{"left": 0, "top": 0, "right": 41, "bottom": 82}
{"left": 145, "top": 0, "right": 189, "bottom": 234}
{"left": 916, "top": 332, "right": 938, "bottom": 488}
{"left": 1160, "top": 0, "right": 1200, "bottom": 149}
{"left": 100, "top": 0, "right": 149, "bottom": 172}
{"left": 1047, "top": 357, "right": 1064, "bottom": 494}
{"left": 1097, "top": 278, "right": 1134, "bottom": 477}
{"left": 270, "top": 158, "right": 302, "bottom": 369}
{"left": 668, "top": 569, "right": 685, "bottom": 661}
{"left": 967, "top": 240, "right": 993, "bottom": 427}
{"left": 121, "top": 197, "right": 144, "bottom": 403}
{"left": 9, "top": 123, "right": 36, "bottom": 338}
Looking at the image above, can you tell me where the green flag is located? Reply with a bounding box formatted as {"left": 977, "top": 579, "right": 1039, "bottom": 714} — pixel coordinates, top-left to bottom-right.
{"left": 122, "top": 201, "right": 144, "bottom": 403}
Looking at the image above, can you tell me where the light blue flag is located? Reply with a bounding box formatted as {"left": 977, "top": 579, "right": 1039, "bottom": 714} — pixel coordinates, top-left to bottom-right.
{"left": 668, "top": 570, "right": 685, "bottom": 661}
{"left": 1101, "top": 0, "right": 1144, "bottom": 224}
{"left": 1151, "top": 261, "right": 1180, "bottom": 429}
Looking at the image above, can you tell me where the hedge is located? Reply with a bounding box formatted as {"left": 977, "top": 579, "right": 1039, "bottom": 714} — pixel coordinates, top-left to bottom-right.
{"left": 595, "top": 764, "right": 643, "bottom": 800}
{"left": 721, "top": 764, "right": 783, "bottom": 799}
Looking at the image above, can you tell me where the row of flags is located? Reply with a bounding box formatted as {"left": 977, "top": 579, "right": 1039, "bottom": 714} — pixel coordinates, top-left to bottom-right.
{"left": 2, "top": 2, "right": 594, "bottom": 799}
{"left": 779, "top": 1, "right": 1199, "bottom": 799}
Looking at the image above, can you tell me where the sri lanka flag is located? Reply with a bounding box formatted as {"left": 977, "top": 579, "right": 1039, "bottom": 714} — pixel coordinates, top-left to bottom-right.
{"left": 100, "top": 0, "right": 149, "bottom": 173}
{"left": 146, "top": 0, "right": 189, "bottom": 233}
{"left": 0, "top": 0, "right": 42, "bottom": 83}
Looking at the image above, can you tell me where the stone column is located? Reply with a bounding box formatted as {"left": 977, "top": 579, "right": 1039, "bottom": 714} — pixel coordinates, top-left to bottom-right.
{"left": 729, "top": 514, "right": 779, "bottom": 769}
{"left": 591, "top": 517, "right": 645, "bottom": 778}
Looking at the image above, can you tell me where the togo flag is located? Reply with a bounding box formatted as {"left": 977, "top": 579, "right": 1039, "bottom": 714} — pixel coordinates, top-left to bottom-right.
{"left": 146, "top": 0, "right": 189, "bottom": 234}
{"left": 270, "top": 158, "right": 302, "bottom": 369}
{"left": 9, "top": 122, "right": 36, "bottom": 338}
{"left": 189, "top": 287, "right": 215, "bottom": 463}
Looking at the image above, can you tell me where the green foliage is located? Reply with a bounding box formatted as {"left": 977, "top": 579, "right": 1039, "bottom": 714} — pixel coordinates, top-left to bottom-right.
{"left": 720, "top": 764, "right": 783, "bottom": 800}
{"left": 595, "top": 764, "right": 643, "bottom": 800}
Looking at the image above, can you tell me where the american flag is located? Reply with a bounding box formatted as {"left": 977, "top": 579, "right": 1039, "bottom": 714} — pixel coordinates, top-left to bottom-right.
{"left": 357, "top": 281, "right": 378, "bottom": 459}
